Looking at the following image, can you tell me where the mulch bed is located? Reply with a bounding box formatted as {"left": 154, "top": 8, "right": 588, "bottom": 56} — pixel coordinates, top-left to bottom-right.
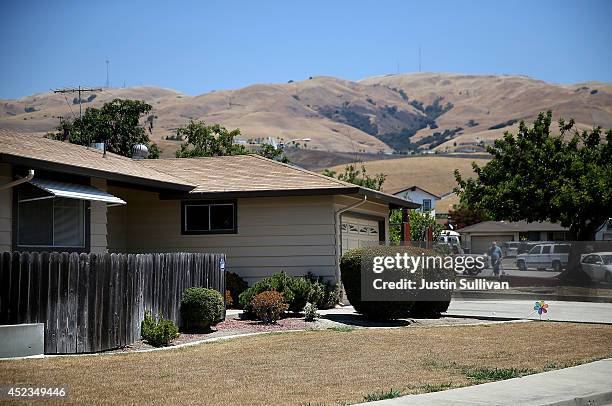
{"left": 111, "top": 314, "right": 333, "bottom": 353}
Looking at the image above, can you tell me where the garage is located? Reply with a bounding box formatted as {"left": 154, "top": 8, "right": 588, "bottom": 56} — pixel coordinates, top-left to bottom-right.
{"left": 341, "top": 215, "right": 382, "bottom": 254}
{"left": 470, "top": 235, "right": 514, "bottom": 254}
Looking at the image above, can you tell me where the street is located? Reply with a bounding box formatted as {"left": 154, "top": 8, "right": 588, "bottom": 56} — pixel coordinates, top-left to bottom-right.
{"left": 446, "top": 299, "right": 612, "bottom": 324}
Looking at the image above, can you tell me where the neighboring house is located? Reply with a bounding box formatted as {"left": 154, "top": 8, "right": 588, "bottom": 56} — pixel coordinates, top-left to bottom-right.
{"left": 458, "top": 220, "right": 569, "bottom": 254}
{"left": 595, "top": 218, "right": 612, "bottom": 241}
{"left": 393, "top": 185, "right": 440, "bottom": 217}
{"left": 0, "top": 130, "right": 417, "bottom": 285}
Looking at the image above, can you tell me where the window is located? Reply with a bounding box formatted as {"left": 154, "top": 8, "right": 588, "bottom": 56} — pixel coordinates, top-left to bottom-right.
{"left": 182, "top": 200, "right": 237, "bottom": 234}
{"left": 17, "top": 187, "right": 86, "bottom": 248}
{"left": 553, "top": 244, "right": 570, "bottom": 254}
{"left": 541, "top": 246, "right": 551, "bottom": 254}
{"left": 422, "top": 199, "right": 432, "bottom": 211}
{"left": 529, "top": 246, "right": 541, "bottom": 255}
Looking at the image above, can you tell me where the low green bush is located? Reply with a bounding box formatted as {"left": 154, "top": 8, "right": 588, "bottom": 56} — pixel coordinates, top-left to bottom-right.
{"left": 303, "top": 302, "right": 319, "bottom": 321}
{"left": 141, "top": 311, "right": 179, "bottom": 347}
{"left": 341, "top": 246, "right": 426, "bottom": 320}
{"left": 251, "top": 291, "right": 288, "bottom": 324}
{"left": 238, "top": 271, "right": 340, "bottom": 316}
{"left": 180, "top": 287, "right": 225, "bottom": 331}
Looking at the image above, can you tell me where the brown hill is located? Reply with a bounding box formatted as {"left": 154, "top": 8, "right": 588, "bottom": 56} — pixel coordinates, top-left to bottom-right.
{"left": 1, "top": 73, "right": 610, "bottom": 157}
{"left": 327, "top": 155, "right": 491, "bottom": 197}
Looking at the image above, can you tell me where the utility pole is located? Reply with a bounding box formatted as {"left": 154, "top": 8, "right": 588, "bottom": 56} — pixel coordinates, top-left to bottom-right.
{"left": 106, "top": 60, "right": 110, "bottom": 88}
{"left": 418, "top": 46, "right": 422, "bottom": 72}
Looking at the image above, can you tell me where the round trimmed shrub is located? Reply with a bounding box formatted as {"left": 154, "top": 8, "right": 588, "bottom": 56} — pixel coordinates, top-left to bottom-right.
{"left": 180, "top": 287, "right": 225, "bottom": 331}
{"left": 341, "top": 245, "right": 428, "bottom": 320}
{"left": 251, "top": 290, "right": 288, "bottom": 324}
{"left": 410, "top": 263, "right": 453, "bottom": 318}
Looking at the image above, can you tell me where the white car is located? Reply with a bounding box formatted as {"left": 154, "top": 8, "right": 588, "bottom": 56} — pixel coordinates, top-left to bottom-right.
{"left": 516, "top": 243, "right": 570, "bottom": 272}
{"left": 580, "top": 252, "right": 612, "bottom": 283}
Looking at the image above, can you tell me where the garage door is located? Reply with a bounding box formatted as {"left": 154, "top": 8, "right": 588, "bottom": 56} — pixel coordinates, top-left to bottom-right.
{"left": 341, "top": 215, "right": 381, "bottom": 254}
{"left": 470, "top": 235, "right": 514, "bottom": 254}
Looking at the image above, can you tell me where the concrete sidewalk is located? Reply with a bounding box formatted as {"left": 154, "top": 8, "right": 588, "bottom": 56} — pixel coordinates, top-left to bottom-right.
{"left": 360, "top": 358, "right": 612, "bottom": 406}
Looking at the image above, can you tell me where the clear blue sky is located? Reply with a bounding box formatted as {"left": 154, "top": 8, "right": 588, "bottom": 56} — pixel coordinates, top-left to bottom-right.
{"left": 1, "top": 0, "right": 611, "bottom": 99}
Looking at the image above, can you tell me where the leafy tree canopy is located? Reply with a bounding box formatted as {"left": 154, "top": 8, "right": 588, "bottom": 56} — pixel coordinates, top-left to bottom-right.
{"left": 448, "top": 203, "right": 490, "bottom": 229}
{"left": 323, "top": 164, "right": 386, "bottom": 191}
{"left": 455, "top": 111, "right": 612, "bottom": 240}
{"left": 256, "top": 143, "right": 290, "bottom": 163}
{"left": 50, "top": 99, "right": 160, "bottom": 158}
{"left": 175, "top": 120, "right": 247, "bottom": 158}
{"left": 174, "top": 120, "right": 292, "bottom": 163}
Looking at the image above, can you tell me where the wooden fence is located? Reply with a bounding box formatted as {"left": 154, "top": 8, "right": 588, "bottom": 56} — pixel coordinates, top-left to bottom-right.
{"left": 0, "top": 252, "right": 226, "bottom": 354}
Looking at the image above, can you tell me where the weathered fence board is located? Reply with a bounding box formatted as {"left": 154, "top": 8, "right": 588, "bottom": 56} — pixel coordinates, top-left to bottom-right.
{"left": 0, "top": 252, "right": 226, "bottom": 354}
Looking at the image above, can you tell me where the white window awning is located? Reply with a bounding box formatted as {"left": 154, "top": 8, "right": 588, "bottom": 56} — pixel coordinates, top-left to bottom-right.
{"left": 20, "top": 178, "right": 126, "bottom": 205}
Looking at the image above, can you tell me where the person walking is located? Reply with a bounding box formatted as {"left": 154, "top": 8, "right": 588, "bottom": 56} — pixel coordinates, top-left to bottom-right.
{"left": 489, "top": 241, "right": 503, "bottom": 277}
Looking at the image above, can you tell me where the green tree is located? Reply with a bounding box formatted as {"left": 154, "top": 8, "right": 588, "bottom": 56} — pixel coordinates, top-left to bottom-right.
{"left": 323, "top": 163, "right": 386, "bottom": 191}
{"left": 448, "top": 203, "right": 490, "bottom": 229}
{"left": 50, "top": 99, "right": 160, "bottom": 158}
{"left": 175, "top": 120, "right": 247, "bottom": 157}
{"left": 389, "top": 209, "right": 443, "bottom": 242}
{"left": 455, "top": 112, "right": 612, "bottom": 240}
{"left": 256, "top": 143, "right": 290, "bottom": 163}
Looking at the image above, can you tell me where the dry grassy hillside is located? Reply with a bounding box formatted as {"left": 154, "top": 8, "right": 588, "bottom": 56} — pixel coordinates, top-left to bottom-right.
{"left": 361, "top": 73, "right": 612, "bottom": 151}
{"left": 327, "top": 155, "right": 490, "bottom": 196}
{"left": 1, "top": 73, "right": 610, "bottom": 158}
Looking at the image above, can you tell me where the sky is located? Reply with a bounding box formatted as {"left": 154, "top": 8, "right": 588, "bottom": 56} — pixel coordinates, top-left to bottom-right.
{"left": 1, "top": 0, "right": 611, "bottom": 99}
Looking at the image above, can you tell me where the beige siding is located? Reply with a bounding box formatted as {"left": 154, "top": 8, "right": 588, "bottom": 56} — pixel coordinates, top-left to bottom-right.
{"left": 0, "top": 163, "right": 12, "bottom": 251}
{"left": 107, "top": 186, "right": 338, "bottom": 284}
{"left": 89, "top": 178, "right": 108, "bottom": 253}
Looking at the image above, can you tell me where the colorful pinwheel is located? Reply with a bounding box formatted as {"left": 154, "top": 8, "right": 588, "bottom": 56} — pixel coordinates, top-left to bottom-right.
{"left": 534, "top": 300, "right": 548, "bottom": 316}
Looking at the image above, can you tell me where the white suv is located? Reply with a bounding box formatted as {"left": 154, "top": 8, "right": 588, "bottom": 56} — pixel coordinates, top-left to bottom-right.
{"left": 516, "top": 243, "right": 570, "bottom": 272}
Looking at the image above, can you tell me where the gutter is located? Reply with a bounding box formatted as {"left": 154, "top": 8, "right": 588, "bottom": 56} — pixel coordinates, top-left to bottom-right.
{"left": 334, "top": 195, "right": 368, "bottom": 287}
{"left": 0, "top": 169, "right": 34, "bottom": 191}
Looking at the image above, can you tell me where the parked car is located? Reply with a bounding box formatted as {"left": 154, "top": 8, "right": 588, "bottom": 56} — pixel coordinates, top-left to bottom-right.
{"left": 516, "top": 243, "right": 571, "bottom": 272}
{"left": 502, "top": 242, "right": 521, "bottom": 257}
{"left": 580, "top": 252, "right": 612, "bottom": 283}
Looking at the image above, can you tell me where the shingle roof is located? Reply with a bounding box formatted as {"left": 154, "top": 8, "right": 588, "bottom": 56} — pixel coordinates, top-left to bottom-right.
{"left": 140, "top": 155, "right": 420, "bottom": 208}
{"left": 458, "top": 220, "right": 568, "bottom": 233}
{"left": 139, "top": 154, "right": 356, "bottom": 193}
{"left": 0, "top": 130, "right": 194, "bottom": 191}
{"left": 0, "top": 130, "right": 418, "bottom": 208}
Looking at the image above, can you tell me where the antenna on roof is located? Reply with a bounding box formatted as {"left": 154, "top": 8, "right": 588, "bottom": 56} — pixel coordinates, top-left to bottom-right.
{"left": 418, "top": 46, "right": 422, "bottom": 72}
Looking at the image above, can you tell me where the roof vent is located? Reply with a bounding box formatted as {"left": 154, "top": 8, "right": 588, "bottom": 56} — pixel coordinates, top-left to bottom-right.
{"left": 132, "top": 144, "right": 149, "bottom": 160}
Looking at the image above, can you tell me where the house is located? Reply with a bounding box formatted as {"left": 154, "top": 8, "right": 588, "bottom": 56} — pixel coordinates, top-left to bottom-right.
{"left": 0, "top": 130, "right": 418, "bottom": 285}
{"left": 393, "top": 185, "right": 439, "bottom": 217}
{"left": 595, "top": 218, "right": 612, "bottom": 241}
{"left": 458, "top": 220, "right": 569, "bottom": 254}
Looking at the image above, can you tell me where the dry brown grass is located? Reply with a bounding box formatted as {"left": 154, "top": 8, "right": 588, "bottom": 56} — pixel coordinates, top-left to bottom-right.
{"left": 328, "top": 155, "right": 490, "bottom": 196}
{"left": 1, "top": 322, "right": 611, "bottom": 405}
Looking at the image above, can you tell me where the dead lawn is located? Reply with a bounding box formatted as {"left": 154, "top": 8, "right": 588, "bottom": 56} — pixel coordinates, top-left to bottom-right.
{"left": 1, "top": 322, "right": 612, "bottom": 405}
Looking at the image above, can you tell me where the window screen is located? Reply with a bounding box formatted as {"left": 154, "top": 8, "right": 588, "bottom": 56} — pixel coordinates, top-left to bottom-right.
{"left": 18, "top": 194, "right": 85, "bottom": 248}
